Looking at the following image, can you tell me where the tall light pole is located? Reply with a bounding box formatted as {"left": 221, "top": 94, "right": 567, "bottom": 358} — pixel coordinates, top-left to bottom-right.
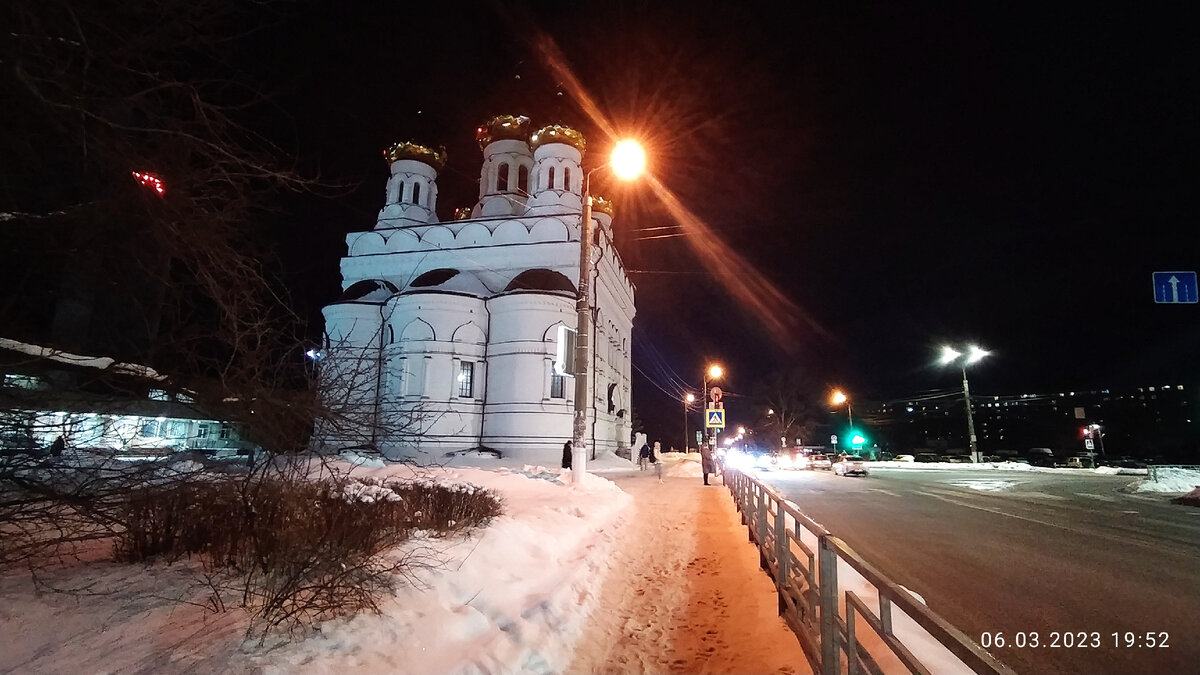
{"left": 938, "top": 345, "right": 989, "bottom": 463}
{"left": 571, "top": 140, "right": 646, "bottom": 484}
{"left": 684, "top": 393, "right": 695, "bottom": 452}
{"left": 702, "top": 364, "right": 723, "bottom": 450}
{"left": 835, "top": 386, "right": 854, "bottom": 427}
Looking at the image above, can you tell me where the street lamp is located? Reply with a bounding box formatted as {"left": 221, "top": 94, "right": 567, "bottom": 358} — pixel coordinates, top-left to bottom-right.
{"left": 684, "top": 393, "right": 696, "bottom": 452}
{"left": 702, "top": 364, "right": 723, "bottom": 449}
{"left": 571, "top": 140, "right": 646, "bottom": 484}
{"left": 831, "top": 390, "right": 853, "bottom": 449}
{"left": 938, "top": 344, "right": 990, "bottom": 463}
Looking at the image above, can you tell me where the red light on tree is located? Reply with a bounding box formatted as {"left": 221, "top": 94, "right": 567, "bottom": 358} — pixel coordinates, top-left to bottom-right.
{"left": 131, "top": 171, "right": 165, "bottom": 195}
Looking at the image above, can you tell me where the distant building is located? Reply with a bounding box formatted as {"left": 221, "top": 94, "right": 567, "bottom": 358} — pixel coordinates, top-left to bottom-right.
{"left": 318, "top": 116, "right": 635, "bottom": 464}
{"left": 862, "top": 384, "right": 1197, "bottom": 460}
{"left": 0, "top": 337, "right": 255, "bottom": 457}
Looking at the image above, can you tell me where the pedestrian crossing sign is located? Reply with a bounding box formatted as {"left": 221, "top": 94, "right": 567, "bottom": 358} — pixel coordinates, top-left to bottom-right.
{"left": 705, "top": 409, "right": 725, "bottom": 429}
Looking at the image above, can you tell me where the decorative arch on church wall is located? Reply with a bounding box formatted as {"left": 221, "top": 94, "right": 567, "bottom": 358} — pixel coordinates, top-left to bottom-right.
{"left": 398, "top": 318, "right": 435, "bottom": 342}
{"left": 420, "top": 226, "right": 454, "bottom": 249}
{"left": 349, "top": 231, "right": 386, "bottom": 256}
{"left": 529, "top": 218, "right": 569, "bottom": 242}
{"left": 492, "top": 220, "right": 529, "bottom": 245}
{"left": 456, "top": 222, "right": 491, "bottom": 246}
{"left": 451, "top": 321, "right": 486, "bottom": 345}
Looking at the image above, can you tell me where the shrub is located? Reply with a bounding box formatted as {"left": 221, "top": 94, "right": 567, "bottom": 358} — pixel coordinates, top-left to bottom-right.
{"left": 111, "top": 471, "right": 503, "bottom": 636}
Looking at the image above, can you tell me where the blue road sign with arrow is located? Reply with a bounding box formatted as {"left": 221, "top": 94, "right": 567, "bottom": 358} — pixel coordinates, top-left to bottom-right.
{"left": 1153, "top": 271, "right": 1198, "bottom": 304}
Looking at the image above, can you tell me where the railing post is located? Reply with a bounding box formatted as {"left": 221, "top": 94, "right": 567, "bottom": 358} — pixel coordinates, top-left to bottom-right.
{"left": 775, "top": 501, "right": 789, "bottom": 614}
{"left": 757, "top": 486, "right": 768, "bottom": 545}
{"left": 879, "top": 595, "right": 892, "bottom": 637}
{"left": 819, "top": 534, "right": 840, "bottom": 675}
{"left": 847, "top": 602, "right": 859, "bottom": 675}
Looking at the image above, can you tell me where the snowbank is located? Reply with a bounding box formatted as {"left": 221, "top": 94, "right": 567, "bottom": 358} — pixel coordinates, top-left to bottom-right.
{"left": 0, "top": 459, "right": 634, "bottom": 675}
{"left": 1135, "top": 466, "right": 1200, "bottom": 494}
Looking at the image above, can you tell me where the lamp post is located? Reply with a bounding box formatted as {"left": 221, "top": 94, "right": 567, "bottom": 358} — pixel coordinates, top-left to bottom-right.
{"left": 938, "top": 345, "right": 989, "bottom": 463}
{"left": 571, "top": 140, "right": 645, "bottom": 484}
{"left": 684, "top": 393, "right": 695, "bottom": 452}
{"left": 831, "top": 390, "right": 852, "bottom": 450}
{"left": 702, "top": 364, "right": 723, "bottom": 450}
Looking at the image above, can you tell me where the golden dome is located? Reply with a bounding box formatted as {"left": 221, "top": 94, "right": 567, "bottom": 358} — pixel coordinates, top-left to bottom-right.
{"left": 475, "top": 114, "right": 531, "bottom": 149}
{"left": 591, "top": 195, "right": 614, "bottom": 217}
{"left": 453, "top": 207, "right": 473, "bottom": 220}
{"left": 382, "top": 141, "right": 447, "bottom": 172}
{"left": 529, "top": 124, "right": 587, "bottom": 154}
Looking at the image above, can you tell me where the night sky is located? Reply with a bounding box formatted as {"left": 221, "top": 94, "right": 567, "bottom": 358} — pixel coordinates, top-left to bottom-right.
{"left": 247, "top": 2, "right": 1198, "bottom": 436}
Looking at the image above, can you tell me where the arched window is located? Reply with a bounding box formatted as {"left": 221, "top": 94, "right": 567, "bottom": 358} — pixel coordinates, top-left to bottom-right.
{"left": 396, "top": 181, "right": 405, "bottom": 204}
{"left": 563, "top": 167, "right": 572, "bottom": 192}
{"left": 546, "top": 166, "right": 556, "bottom": 191}
{"left": 497, "top": 163, "right": 509, "bottom": 192}
{"left": 411, "top": 182, "right": 421, "bottom": 204}
{"left": 517, "top": 165, "right": 529, "bottom": 193}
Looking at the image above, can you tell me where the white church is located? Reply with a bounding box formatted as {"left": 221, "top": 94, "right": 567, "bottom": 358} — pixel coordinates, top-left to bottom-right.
{"left": 319, "top": 115, "right": 635, "bottom": 464}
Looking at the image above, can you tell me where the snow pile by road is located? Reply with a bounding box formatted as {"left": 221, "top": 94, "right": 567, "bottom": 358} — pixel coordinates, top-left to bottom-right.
{"left": 0, "top": 460, "right": 633, "bottom": 675}
{"left": 1135, "top": 466, "right": 1200, "bottom": 494}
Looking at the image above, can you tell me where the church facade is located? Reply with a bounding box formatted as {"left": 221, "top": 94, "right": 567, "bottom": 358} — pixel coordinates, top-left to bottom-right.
{"left": 320, "top": 116, "right": 635, "bottom": 464}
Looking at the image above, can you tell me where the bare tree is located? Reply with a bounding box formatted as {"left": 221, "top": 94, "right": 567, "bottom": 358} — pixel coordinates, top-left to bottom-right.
{"left": 751, "top": 368, "right": 822, "bottom": 450}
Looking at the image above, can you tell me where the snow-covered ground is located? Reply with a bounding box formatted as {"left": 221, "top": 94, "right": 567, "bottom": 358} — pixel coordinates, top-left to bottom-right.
{"left": 0, "top": 451, "right": 807, "bottom": 675}
{"left": 868, "top": 459, "right": 1151, "bottom": 475}
{"left": 1, "top": 455, "right": 633, "bottom": 674}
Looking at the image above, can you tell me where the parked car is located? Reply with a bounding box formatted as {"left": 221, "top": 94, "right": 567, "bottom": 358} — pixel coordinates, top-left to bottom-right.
{"left": 893, "top": 454, "right": 916, "bottom": 462}
{"left": 807, "top": 453, "right": 832, "bottom": 470}
{"left": 833, "top": 455, "right": 869, "bottom": 476}
{"left": 940, "top": 454, "right": 972, "bottom": 463}
{"left": 1064, "top": 455, "right": 1095, "bottom": 469}
{"left": 914, "top": 452, "right": 941, "bottom": 463}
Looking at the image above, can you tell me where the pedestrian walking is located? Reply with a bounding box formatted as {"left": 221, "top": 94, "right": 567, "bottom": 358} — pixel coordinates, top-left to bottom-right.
{"left": 700, "top": 443, "right": 715, "bottom": 485}
{"left": 562, "top": 440, "right": 572, "bottom": 469}
{"left": 651, "top": 441, "right": 664, "bottom": 483}
{"left": 638, "top": 441, "right": 650, "bottom": 471}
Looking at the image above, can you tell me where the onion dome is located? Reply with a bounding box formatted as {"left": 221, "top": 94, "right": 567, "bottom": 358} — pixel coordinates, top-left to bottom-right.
{"left": 591, "top": 195, "right": 614, "bottom": 217}
{"left": 475, "top": 114, "right": 531, "bottom": 149}
{"left": 382, "top": 141, "right": 447, "bottom": 172}
{"left": 529, "top": 124, "right": 587, "bottom": 155}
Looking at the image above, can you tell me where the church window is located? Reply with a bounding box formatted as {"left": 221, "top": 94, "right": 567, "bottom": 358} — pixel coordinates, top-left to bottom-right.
{"left": 457, "top": 361, "right": 475, "bottom": 398}
{"left": 547, "top": 166, "right": 556, "bottom": 191}
{"left": 411, "top": 182, "right": 421, "bottom": 204}
{"left": 563, "top": 167, "right": 572, "bottom": 191}
{"left": 551, "top": 373, "right": 565, "bottom": 399}
{"left": 497, "top": 163, "right": 509, "bottom": 191}
{"left": 554, "top": 325, "right": 577, "bottom": 375}
{"left": 518, "top": 165, "right": 529, "bottom": 193}
{"left": 396, "top": 181, "right": 405, "bottom": 203}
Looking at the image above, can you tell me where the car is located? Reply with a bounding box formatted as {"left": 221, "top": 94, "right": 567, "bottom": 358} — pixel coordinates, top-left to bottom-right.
{"left": 893, "top": 454, "right": 916, "bottom": 462}
{"left": 807, "top": 453, "right": 832, "bottom": 470}
{"left": 1064, "top": 455, "right": 1095, "bottom": 469}
{"left": 914, "top": 452, "right": 941, "bottom": 463}
{"left": 833, "top": 455, "right": 869, "bottom": 476}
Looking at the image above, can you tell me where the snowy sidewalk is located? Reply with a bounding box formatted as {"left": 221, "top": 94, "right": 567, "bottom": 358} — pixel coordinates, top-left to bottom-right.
{"left": 570, "top": 461, "right": 810, "bottom": 675}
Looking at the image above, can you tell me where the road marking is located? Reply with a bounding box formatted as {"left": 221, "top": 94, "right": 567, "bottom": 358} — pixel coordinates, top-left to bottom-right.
{"left": 1077, "top": 492, "right": 1118, "bottom": 502}
{"left": 867, "top": 488, "right": 902, "bottom": 497}
{"left": 1010, "top": 491, "right": 1068, "bottom": 501}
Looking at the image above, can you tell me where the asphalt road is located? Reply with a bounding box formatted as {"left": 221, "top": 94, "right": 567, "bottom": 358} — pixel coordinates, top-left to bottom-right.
{"left": 757, "top": 466, "right": 1200, "bottom": 675}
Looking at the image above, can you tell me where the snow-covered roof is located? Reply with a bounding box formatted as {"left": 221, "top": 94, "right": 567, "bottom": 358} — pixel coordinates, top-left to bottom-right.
{"left": 0, "top": 337, "right": 166, "bottom": 381}
{"left": 401, "top": 268, "right": 492, "bottom": 297}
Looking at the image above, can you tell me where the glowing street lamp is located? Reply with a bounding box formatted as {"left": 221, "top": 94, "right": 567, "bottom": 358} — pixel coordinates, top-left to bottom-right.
{"left": 571, "top": 140, "right": 646, "bottom": 484}
{"left": 702, "top": 364, "right": 724, "bottom": 449}
{"left": 830, "top": 390, "right": 853, "bottom": 449}
{"left": 938, "top": 344, "right": 990, "bottom": 463}
{"left": 684, "top": 393, "right": 696, "bottom": 452}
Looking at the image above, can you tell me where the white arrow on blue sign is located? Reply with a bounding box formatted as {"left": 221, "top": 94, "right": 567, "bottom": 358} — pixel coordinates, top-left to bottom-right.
{"left": 1153, "top": 271, "right": 1198, "bottom": 304}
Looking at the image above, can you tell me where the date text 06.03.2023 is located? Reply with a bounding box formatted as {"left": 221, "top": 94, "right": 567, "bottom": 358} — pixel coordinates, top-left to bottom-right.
{"left": 979, "top": 632, "right": 1169, "bottom": 649}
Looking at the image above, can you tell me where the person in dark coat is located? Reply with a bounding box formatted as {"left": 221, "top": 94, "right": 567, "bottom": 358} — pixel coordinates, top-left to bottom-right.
{"left": 700, "top": 444, "right": 715, "bottom": 485}
{"left": 562, "top": 440, "right": 573, "bottom": 469}
{"left": 49, "top": 435, "right": 65, "bottom": 457}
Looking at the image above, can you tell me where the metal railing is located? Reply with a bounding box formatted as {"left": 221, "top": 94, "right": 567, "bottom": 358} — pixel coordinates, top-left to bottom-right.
{"left": 1148, "top": 464, "right": 1200, "bottom": 482}
{"left": 723, "top": 466, "right": 1017, "bottom": 675}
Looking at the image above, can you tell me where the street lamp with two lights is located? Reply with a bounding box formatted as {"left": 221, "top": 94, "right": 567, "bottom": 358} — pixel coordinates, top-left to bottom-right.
{"left": 938, "top": 344, "right": 990, "bottom": 463}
